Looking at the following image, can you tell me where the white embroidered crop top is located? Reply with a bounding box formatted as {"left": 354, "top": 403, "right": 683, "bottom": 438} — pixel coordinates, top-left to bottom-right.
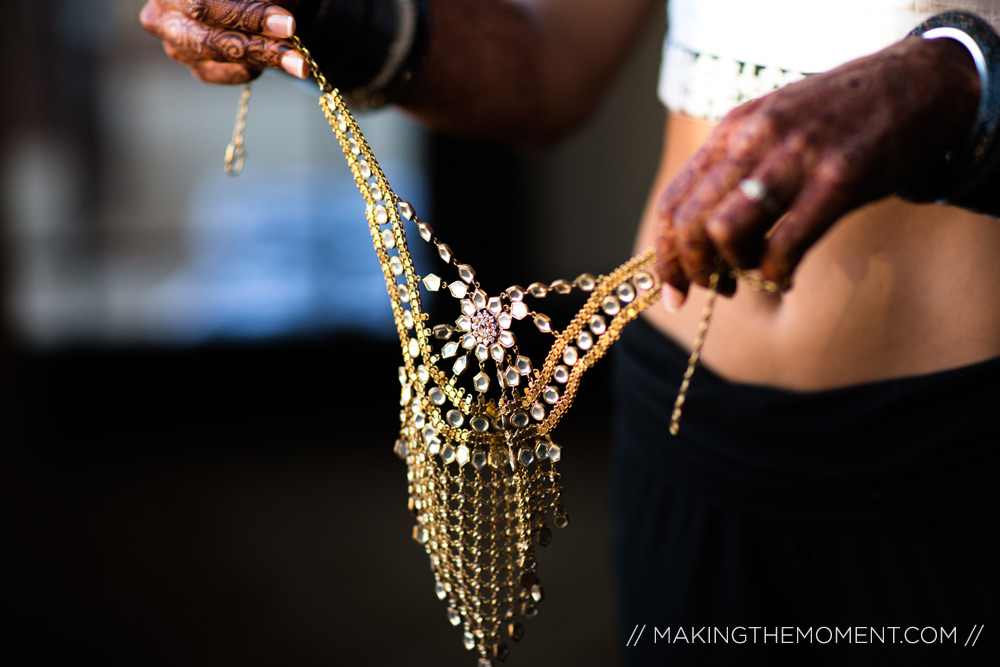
{"left": 659, "top": 0, "right": 938, "bottom": 119}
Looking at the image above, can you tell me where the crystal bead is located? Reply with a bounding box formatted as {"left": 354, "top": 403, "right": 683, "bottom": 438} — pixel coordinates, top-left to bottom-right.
{"left": 442, "top": 341, "right": 459, "bottom": 358}
{"left": 453, "top": 356, "right": 468, "bottom": 375}
{"left": 389, "top": 256, "right": 403, "bottom": 275}
{"left": 550, "top": 279, "right": 572, "bottom": 294}
{"left": 413, "top": 525, "right": 429, "bottom": 544}
{"left": 456, "top": 315, "right": 472, "bottom": 332}
{"left": 473, "top": 290, "right": 487, "bottom": 310}
{"left": 536, "top": 527, "right": 552, "bottom": 547}
{"left": 461, "top": 299, "right": 476, "bottom": 317}
{"left": 450, "top": 282, "right": 468, "bottom": 298}
{"left": 348, "top": 139, "right": 360, "bottom": 155}
{"left": 471, "top": 417, "right": 489, "bottom": 433}
{"left": 602, "top": 296, "right": 621, "bottom": 315}
{"left": 475, "top": 344, "right": 489, "bottom": 362}
{"left": 554, "top": 365, "right": 569, "bottom": 384}
{"left": 398, "top": 284, "right": 411, "bottom": 302}
{"left": 398, "top": 366, "right": 407, "bottom": 384}
{"left": 590, "top": 315, "right": 606, "bottom": 335}
{"left": 527, "top": 282, "right": 548, "bottom": 298}
{"left": 533, "top": 314, "right": 552, "bottom": 333}
{"left": 517, "top": 448, "right": 534, "bottom": 467}
{"left": 534, "top": 440, "right": 549, "bottom": 460}
{"left": 423, "top": 273, "right": 442, "bottom": 291}
{"left": 417, "top": 365, "right": 429, "bottom": 383}
{"left": 506, "top": 285, "right": 525, "bottom": 302}
{"left": 463, "top": 631, "right": 476, "bottom": 651}
{"left": 401, "top": 383, "right": 412, "bottom": 404}
{"left": 441, "top": 444, "right": 456, "bottom": 463}
{"left": 635, "top": 271, "right": 654, "bottom": 290}
{"left": 417, "top": 222, "right": 433, "bottom": 242}
{"left": 548, "top": 443, "right": 562, "bottom": 462}
{"left": 497, "top": 312, "right": 512, "bottom": 330}
{"left": 553, "top": 512, "right": 570, "bottom": 529}
{"left": 474, "top": 373, "right": 490, "bottom": 392}
{"left": 530, "top": 584, "right": 545, "bottom": 602}
{"left": 472, "top": 450, "right": 488, "bottom": 469}
{"left": 511, "top": 411, "right": 529, "bottom": 428}
{"left": 433, "top": 324, "right": 454, "bottom": 339}
{"left": 458, "top": 264, "right": 475, "bottom": 283}
{"left": 370, "top": 182, "right": 383, "bottom": 201}
{"left": 462, "top": 334, "right": 477, "bottom": 349}
{"left": 335, "top": 113, "right": 347, "bottom": 131}
{"left": 562, "top": 346, "right": 578, "bottom": 366}
{"left": 399, "top": 200, "right": 415, "bottom": 220}
{"left": 374, "top": 204, "right": 388, "bottom": 224}
{"left": 447, "top": 409, "right": 464, "bottom": 427}
{"left": 576, "top": 331, "right": 594, "bottom": 350}
{"left": 508, "top": 621, "right": 525, "bottom": 642}
{"left": 498, "top": 331, "right": 515, "bottom": 348}
{"left": 617, "top": 283, "right": 636, "bottom": 303}
{"left": 423, "top": 426, "right": 437, "bottom": 442}
{"left": 530, "top": 402, "right": 545, "bottom": 420}
{"left": 515, "top": 356, "right": 532, "bottom": 375}
{"left": 504, "top": 367, "right": 520, "bottom": 387}
{"left": 575, "top": 273, "right": 597, "bottom": 291}
{"left": 408, "top": 338, "right": 419, "bottom": 358}
{"left": 510, "top": 302, "right": 528, "bottom": 320}
{"left": 543, "top": 386, "right": 559, "bottom": 404}
{"left": 487, "top": 297, "right": 503, "bottom": 315}
{"left": 438, "top": 243, "right": 453, "bottom": 263}
{"left": 358, "top": 159, "right": 371, "bottom": 178}
{"left": 403, "top": 310, "right": 414, "bottom": 329}
{"left": 490, "top": 344, "right": 505, "bottom": 362}
{"left": 522, "top": 602, "right": 538, "bottom": 619}
{"left": 394, "top": 438, "right": 408, "bottom": 459}
{"left": 447, "top": 608, "right": 462, "bottom": 626}
{"left": 382, "top": 229, "right": 396, "bottom": 248}
{"left": 435, "top": 580, "right": 447, "bottom": 600}
{"left": 429, "top": 387, "right": 446, "bottom": 405}
{"left": 413, "top": 412, "right": 425, "bottom": 429}
{"left": 456, "top": 445, "right": 470, "bottom": 466}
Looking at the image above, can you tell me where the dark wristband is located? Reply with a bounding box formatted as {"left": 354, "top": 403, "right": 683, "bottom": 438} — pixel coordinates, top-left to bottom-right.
{"left": 294, "top": 0, "right": 430, "bottom": 109}
{"left": 900, "top": 11, "right": 1000, "bottom": 217}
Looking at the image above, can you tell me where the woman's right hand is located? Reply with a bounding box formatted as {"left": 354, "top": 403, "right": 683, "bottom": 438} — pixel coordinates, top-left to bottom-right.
{"left": 139, "top": 0, "right": 308, "bottom": 84}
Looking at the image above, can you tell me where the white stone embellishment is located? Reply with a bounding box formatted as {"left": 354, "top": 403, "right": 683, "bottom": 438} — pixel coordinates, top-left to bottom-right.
{"left": 504, "top": 367, "right": 520, "bottom": 387}
{"left": 563, "top": 346, "right": 578, "bottom": 366}
{"left": 575, "top": 274, "right": 597, "bottom": 291}
{"left": 449, "top": 281, "right": 468, "bottom": 298}
{"left": 506, "top": 286, "right": 525, "bottom": 302}
{"left": 473, "top": 372, "right": 490, "bottom": 392}
{"left": 453, "top": 356, "right": 468, "bottom": 375}
{"left": 590, "top": 315, "right": 606, "bottom": 335}
{"left": 442, "top": 341, "right": 459, "bottom": 358}
{"left": 534, "top": 314, "right": 552, "bottom": 333}
{"left": 528, "top": 282, "right": 548, "bottom": 298}
{"left": 577, "top": 331, "right": 594, "bottom": 350}
{"left": 617, "top": 283, "right": 636, "bottom": 303}
{"left": 399, "top": 201, "right": 415, "bottom": 220}
{"left": 417, "top": 222, "right": 433, "bottom": 242}
{"left": 602, "top": 296, "right": 621, "bottom": 315}
{"left": 423, "top": 274, "right": 442, "bottom": 291}
{"left": 389, "top": 256, "right": 404, "bottom": 276}
{"left": 438, "top": 244, "right": 453, "bottom": 262}
{"left": 635, "top": 271, "right": 654, "bottom": 290}
{"left": 458, "top": 265, "right": 475, "bottom": 283}
{"left": 516, "top": 355, "right": 532, "bottom": 375}
{"left": 543, "top": 386, "right": 560, "bottom": 404}
{"left": 498, "top": 330, "right": 515, "bottom": 348}
{"left": 382, "top": 229, "right": 396, "bottom": 249}
{"left": 374, "top": 204, "right": 388, "bottom": 224}
{"left": 510, "top": 302, "right": 528, "bottom": 320}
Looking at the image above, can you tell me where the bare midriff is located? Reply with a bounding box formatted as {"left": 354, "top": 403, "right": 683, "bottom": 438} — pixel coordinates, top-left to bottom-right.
{"left": 637, "top": 112, "right": 1000, "bottom": 390}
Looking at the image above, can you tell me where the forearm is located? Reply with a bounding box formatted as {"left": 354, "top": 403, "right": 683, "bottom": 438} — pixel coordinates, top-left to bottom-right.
{"left": 299, "top": 0, "right": 661, "bottom": 147}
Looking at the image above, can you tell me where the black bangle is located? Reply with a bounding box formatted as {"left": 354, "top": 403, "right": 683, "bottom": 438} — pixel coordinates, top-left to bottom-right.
{"left": 294, "top": 0, "right": 430, "bottom": 109}
{"left": 900, "top": 11, "right": 1000, "bottom": 217}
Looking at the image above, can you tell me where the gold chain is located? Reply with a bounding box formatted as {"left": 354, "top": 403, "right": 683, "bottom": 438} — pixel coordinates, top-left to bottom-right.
{"left": 224, "top": 82, "right": 252, "bottom": 175}
{"left": 221, "top": 37, "right": 786, "bottom": 664}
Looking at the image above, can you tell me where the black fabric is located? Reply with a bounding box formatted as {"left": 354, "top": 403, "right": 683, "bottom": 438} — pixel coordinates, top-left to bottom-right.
{"left": 611, "top": 316, "right": 1000, "bottom": 666}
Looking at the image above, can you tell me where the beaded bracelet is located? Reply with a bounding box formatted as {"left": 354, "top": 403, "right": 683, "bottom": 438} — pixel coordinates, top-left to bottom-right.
{"left": 902, "top": 10, "right": 1000, "bottom": 216}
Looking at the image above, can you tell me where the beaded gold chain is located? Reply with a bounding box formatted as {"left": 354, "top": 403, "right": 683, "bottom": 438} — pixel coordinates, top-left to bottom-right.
{"left": 220, "top": 36, "right": 783, "bottom": 664}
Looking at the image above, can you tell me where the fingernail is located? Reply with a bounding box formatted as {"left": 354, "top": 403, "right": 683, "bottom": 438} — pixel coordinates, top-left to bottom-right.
{"left": 662, "top": 285, "right": 685, "bottom": 313}
{"left": 281, "top": 51, "right": 307, "bottom": 79}
{"left": 265, "top": 12, "right": 295, "bottom": 38}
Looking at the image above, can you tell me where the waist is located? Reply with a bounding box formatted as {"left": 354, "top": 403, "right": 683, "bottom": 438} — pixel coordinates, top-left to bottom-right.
{"left": 613, "top": 316, "right": 1000, "bottom": 517}
{"left": 638, "top": 113, "right": 1000, "bottom": 390}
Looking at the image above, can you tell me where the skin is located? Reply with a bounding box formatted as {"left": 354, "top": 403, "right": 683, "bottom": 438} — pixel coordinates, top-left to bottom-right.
{"left": 140, "top": 0, "right": 1000, "bottom": 389}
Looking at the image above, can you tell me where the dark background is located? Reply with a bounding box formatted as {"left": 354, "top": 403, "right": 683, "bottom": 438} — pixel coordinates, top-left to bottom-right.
{"left": 4, "top": 2, "right": 665, "bottom": 665}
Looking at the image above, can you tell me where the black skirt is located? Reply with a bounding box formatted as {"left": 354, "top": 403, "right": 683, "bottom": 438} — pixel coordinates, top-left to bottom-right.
{"left": 610, "top": 317, "right": 1000, "bottom": 666}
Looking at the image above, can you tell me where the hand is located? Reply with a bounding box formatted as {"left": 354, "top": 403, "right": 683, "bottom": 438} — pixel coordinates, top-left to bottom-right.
{"left": 655, "top": 37, "right": 980, "bottom": 305}
{"left": 140, "top": 0, "right": 307, "bottom": 84}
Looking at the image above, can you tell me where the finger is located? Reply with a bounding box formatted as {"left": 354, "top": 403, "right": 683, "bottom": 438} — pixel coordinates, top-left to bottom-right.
{"left": 159, "top": 0, "right": 295, "bottom": 38}
{"left": 656, "top": 224, "right": 690, "bottom": 309}
{"left": 705, "top": 148, "right": 806, "bottom": 270}
{"left": 157, "top": 9, "right": 306, "bottom": 77}
{"left": 757, "top": 157, "right": 860, "bottom": 285}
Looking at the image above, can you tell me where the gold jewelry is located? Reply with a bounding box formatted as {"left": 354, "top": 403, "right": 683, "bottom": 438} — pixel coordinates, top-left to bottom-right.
{"left": 224, "top": 38, "right": 784, "bottom": 664}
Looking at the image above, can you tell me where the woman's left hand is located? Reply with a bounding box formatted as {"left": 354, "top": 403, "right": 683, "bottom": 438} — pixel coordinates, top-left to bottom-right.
{"left": 655, "top": 36, "right": 981, "bottom": 306}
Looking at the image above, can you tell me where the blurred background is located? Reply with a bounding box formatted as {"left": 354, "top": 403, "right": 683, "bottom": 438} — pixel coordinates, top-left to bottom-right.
{"left": 5, "top": 1, "right": 665, "bottom": 665}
